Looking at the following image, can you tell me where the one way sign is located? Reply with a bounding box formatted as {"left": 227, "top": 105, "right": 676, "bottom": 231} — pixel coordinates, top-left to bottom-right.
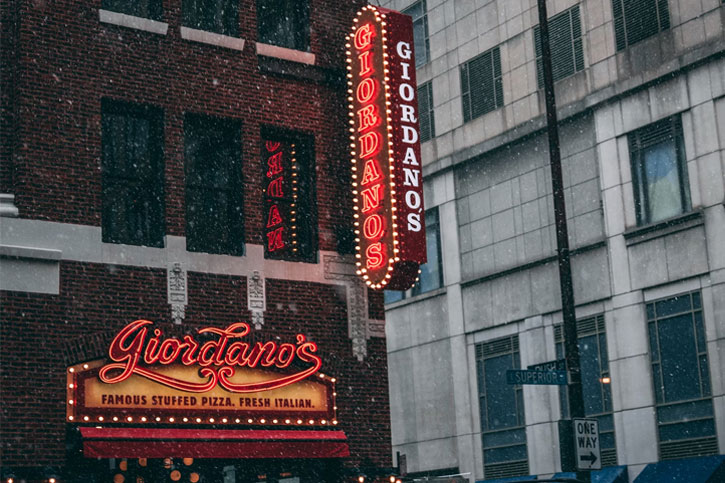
{"left": 574, "top": 418, "right": 601, "bottom": 470}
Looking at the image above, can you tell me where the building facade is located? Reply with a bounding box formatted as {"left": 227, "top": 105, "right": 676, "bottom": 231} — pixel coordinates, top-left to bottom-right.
{"left": 0, "top": 1, "right": 395, "bottom": 481}
{"left": 380, "top": 0, "right": 725, "bottom": 481}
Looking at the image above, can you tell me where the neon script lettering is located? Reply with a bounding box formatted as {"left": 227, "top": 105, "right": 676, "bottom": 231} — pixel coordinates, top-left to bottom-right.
{"left": 99, "top": 320, "right": 322, "bottom": 393}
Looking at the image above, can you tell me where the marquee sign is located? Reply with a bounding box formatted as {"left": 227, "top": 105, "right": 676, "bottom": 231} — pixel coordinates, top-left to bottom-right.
{"left": 262, "top": 138, "right": 300, "bottom": 258}
{"left": 346, "top": 6, "right": 426, "bottom": 290}
{"left": 67, "top": 321, "right": 337, "bottom": 426}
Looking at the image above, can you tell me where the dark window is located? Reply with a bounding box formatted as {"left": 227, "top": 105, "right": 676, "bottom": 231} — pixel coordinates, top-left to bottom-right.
{"left": 460, "top": 47, "right": 503, "bottom": 123}
{"left": 184, "top": 114, "right": 244, "bottom": 256}
{"left": 403, "top": 0, "right": 430, "bottom": 67}
{"left": 101, "top": 0, "right": 163, "bottom": 21}
{"left": 182, "top": 0, "right": 239, "bottom": 36}
{"left": 612, "top": 0, "right": 670, "bottom": 51}
{"left": 534, "top": 5, "right": 584, "bottom": 88}
{"left": 476, "top": 336, "right": 529, "bottom": 480}
{"left": 418, "top": 82, "right": 435, "bottom": 142}
{"left": 647, "top": 291, "right": 717, "bottom": 459}
{"left": 555, "top": 315, "right": 617, "bottom": 467}
{"left": 261, "top": 127, "right": 317, "bottom": 262}
{"left": 101, "top": 99, "right": 165, "bottom": 247}
{"left": 257, "top": 0, "right": 310, "bottom": 51}
{"left": 629, "top": 116, "right": 690, "bottom": 226}
{"left": 384, "top": 208, "right": 443, "bottom": 303}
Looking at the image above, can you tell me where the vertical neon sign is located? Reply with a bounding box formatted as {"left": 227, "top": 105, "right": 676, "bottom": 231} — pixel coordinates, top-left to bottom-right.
{"left": 346, "top": 6, "right": 426, "bottom": 290}
{"left": 262, "top": 138, "right": 299, "bottom": 257}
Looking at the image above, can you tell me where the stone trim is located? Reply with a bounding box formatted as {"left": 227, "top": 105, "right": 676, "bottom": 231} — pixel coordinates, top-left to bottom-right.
{"left": 99, "top": 9, "right": 168, "bottom": 35}
{"left": 256, "top": 42, "right": 315, "bottom": 65}
{"left": 180, "top": 26, "right": 245, "bottom": 51}
{"left": 0, "top": 194, "right": 19, "bottom": 217}
{"left": 623, "top": 210, "right": 704, "bottom": 246}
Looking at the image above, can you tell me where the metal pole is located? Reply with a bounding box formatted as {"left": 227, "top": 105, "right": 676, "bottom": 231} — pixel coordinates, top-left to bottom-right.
{"left": 535, "top": 0, "right": 588, "bottom": 480}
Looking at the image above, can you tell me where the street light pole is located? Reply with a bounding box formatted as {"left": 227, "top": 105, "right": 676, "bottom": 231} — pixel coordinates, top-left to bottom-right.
{"left": 535, "top": 0, "right": 589, "bottom": 481}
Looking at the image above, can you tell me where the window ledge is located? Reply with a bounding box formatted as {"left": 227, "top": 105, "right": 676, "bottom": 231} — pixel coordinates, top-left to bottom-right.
{"left": 256, "top": 42, "right": 315, "bottom": 65}
{"left": 0, "top": 244, "right": 62, "bottom": 261}
{"left": 624, "top": 210, "right": 704, "bottom": 246}
{"left": 384, "top": 286, "right": 447, "bottom": 310}
{"left": 180, "top": 27, "right": 245, "bottom": 51}
{"left": 99, "top": 9, "right": 168, "bottom": 35}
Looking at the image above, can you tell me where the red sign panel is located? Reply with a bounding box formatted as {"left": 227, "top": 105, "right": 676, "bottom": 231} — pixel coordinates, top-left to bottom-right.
{"left": 346, "top": 6, "right": 426, "bottom": 290}
{"left": 262, "top": 139, "right": 299, "bottom": 258}
{"left": 66, "top": 321, "right": 338, "bottom": 426}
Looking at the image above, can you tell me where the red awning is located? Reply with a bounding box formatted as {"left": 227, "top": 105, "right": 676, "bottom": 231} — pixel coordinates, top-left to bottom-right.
{"left": 79, "top": 427, "right": 350, "bottom": 459}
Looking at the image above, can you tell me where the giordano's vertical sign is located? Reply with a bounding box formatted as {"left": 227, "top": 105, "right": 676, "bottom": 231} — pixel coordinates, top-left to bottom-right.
{"left": 67, "top": 321, "right": 338, "bottom": 426}
{"left": 346, "top": 5, "right": 426, "bottom": 291}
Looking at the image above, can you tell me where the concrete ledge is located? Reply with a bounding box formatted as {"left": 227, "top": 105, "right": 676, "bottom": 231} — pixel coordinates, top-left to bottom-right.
{"left": 256, "top": 42, "right": 315, "bottom": 65}
{"left": 99, "top": 9, "right": 168, "bottom": 35}
{"left": 0, "top": 244, "right": 62, "bottom": 261}
{"left": 180, "top": 27, "right": 245, "bottom": 51}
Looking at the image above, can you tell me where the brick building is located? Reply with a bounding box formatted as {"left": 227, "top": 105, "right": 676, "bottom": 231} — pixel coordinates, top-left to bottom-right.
{"left": 0, "top": 1, "right": 394, "bottom": 481}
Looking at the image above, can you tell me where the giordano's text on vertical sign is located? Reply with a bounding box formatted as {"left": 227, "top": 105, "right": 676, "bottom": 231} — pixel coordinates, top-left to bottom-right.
{"left": 346, "top": 6, "right": 426, "bottom": 290}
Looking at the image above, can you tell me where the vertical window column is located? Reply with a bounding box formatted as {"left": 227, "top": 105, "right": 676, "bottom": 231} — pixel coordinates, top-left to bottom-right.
{"left": 403, "top": 0, "right": 430, "bottom": 67}
{"left": 101, "top": 99, "right": 165, "bottom": 247}
{"left": 460, "top": 47, "right": 503, "bottom": 123}
{"left": 475, "top": 335, "right": 529, "bottom": 480}
{"left": 647, "top": 291, "right": 717, "bottom": 460}
{"left": 184, "top": 114, "right": 244, "bottom": 256}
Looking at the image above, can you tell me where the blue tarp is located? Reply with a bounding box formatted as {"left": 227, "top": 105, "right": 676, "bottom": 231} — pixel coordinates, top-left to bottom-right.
{"left": 633, "top": 455, "right": 725, "bottom": 483}
{"left": 553, "top": 466, "right": 628, "bottom": 483}
{"left": 477, "top": 475, "right": 537, "bottom": 483}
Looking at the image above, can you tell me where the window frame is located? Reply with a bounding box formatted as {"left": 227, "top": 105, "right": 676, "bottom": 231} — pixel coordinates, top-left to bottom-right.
{"left": 612, "top": 0, "right": 670, "bottom": 51}
{"left": 555, "top": 315, "right": 617, "bottom": 466}
{"left": 101, "top": 98, "right": 166, "bottom": 248}
{"left": 460, "top": 46, "right": 503, "bottom": 123}
{"left": 418, "top": 81, "right": 435, "bottom": 143}
{"left": 183, "top": 113, "right": 245, "bottom": 256}
{"left": 402, "top": 0, "right": 430, "bottom": 68}
{"left": 101, "top": 0, "right": 163, "bottom": 21}
{"left": 475, "top": 335, "right": 529, "bottom": 479}
{"left": 628, "top": 116, "right": 690, "bottom": 226}
{"left": 646, "top": 291, "right": 717, "bottom": 459}
{"left": 182, "top": 0, "right": 240, "bottom": 37}
{"left": 256, "top": 0, "right": 311, "bottom": 52}
{"left": 533, "top": 5, "right": 584, "bottom": 89}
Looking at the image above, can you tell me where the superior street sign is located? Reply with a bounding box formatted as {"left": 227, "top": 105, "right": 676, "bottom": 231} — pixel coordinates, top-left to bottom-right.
{"left": 574, "top": 418, "right": 601, "bottom": 470}
{"left": 506, "top": 369, "right": 567, "bottom": 385}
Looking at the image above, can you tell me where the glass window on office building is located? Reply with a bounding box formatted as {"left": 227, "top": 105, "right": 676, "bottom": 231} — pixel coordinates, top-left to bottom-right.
{"left": 384, "top": 207, "right": 443, "bottom": 304}
{"left": 102, "top": 0, "right": 163, "bottom": 20}
{"left": 257, "top": 0, "right": 310, "bottom": 51}
{"left": 403, "top": 0, "right": 430, "bottom": 67}
{"left": 612, "top": 0, "right": 670, "bottom": 51}
{"left": 184, "top": 114, "right": 244, "bottom": 256}
{"left": 460, "top": 47, "right": 503, "bottom": 123}
{"left": 555, "top": 315, "right": 617, "bottom": 466}
{"left": 629, "top": 116, "right": 690, "bottom": 226}
{"left": 182, "top": 0, "right": 239, "bottom": 36}
{"left": 101, "top": 99, "right": 165, "bottom": 248}
{"left": 533, "top": 5, "right": 584, "bottom": 88}
{"left": 418, "top": 82, "right": 435, "bottom": 143}
{"left": 647, "top": 291, "right": 718, "bottom": 460}
{"left": 475, "top": 336, "right": 528, "bottom": 480}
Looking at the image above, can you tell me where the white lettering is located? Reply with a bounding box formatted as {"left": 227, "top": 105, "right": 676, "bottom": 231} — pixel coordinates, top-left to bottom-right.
{"left": 405, "top": 191, "right": 421, "bottom": 209}
{"left": 401, "top": 62, "right": 411, "bottom": 80}
{"left": 407, "top": 213, "right": 421, "bottom": 232}
{"left": 396, "top": 41, "right": 412, "bottom": 60}
{"left": 402, "top": 147, "right": 419, "bottom": 165}
{"left": 401, "top": 105, "right": 417, "bottom": 123}
{"left": 403, "top": 168, "right": 420, "bottom": 187}
{"left": 402, "top": 125, "right": 418, "bottom": 144}
{"left": 399, "top": 83, "right": 414, "bottom": 101}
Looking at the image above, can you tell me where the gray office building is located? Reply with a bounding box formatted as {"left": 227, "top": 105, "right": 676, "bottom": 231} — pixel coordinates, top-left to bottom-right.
{"left": 380, "top": 1, "right": 725, "bottom": 482}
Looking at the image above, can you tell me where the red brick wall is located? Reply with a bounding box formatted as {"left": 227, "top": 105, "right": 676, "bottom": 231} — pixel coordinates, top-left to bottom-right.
{"left": 3, "top": 0, "right": 364, "bottom": 251}
{"left": 1, "top": 261, "right": 391, "bottom": 471}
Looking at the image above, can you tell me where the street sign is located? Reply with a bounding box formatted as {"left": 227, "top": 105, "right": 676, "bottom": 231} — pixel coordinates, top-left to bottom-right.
{"left": 528, "top": 358, "right": 566, "bottom": 372}
{"left": 574, "top": 418, "right": 601, "bottom": 470}
{"left": 506, "top": 369, "right": 567, "bottom": 385}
